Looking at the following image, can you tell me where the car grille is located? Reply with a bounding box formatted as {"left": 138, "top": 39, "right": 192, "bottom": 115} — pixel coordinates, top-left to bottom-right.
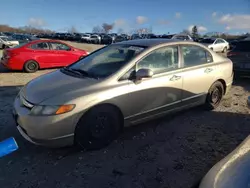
{"left": 20, "top": 95, "right": 34, "bottom": 109}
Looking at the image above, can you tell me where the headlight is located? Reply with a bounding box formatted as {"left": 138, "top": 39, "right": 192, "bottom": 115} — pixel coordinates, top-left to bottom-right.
{"left": 31, "top": 104, "right": 75, "bottom": 116}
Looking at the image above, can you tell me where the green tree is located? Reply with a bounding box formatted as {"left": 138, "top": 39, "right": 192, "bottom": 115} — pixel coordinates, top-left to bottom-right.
{"left": 191, "top": 25, "right": 199, "bottom": 38}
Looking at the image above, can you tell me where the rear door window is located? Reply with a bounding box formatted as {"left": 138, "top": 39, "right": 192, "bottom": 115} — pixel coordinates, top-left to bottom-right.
{"left": 181, "top": 45, "right": 213, "bottom": 67}
{"left": 49, "top": 42, "right": 71, "bottom": 51}
{"left": 30, "top": 42, "right": 50, "bottom": 50}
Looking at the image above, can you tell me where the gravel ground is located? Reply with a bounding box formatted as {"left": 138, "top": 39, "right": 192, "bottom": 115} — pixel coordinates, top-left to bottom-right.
{"left": 0, "top": 45, "right": 250, "bottom": 188}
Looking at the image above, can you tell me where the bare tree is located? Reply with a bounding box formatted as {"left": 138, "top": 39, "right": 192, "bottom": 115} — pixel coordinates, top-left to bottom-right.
{"left": 0, "top": 24, "right": 54, "bottom": 34}
{"left": 68, "top": 26, "right": 78, "bottom": 33}
{"left": 102, "top": 23, "right": 113, "bottom": 33}
{"left": 136, "top": 27, "right": 152, "bottom": 35}
{"left": 92, "top": 26, "right": 103, "bottom": 33}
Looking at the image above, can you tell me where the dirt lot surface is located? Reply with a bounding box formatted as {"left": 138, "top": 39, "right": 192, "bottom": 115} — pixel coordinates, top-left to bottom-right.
{"left": 0, "top": 42, "right": 249, "bottom": 188}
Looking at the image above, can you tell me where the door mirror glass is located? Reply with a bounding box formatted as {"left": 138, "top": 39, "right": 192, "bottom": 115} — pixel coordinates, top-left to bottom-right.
{"left": 136, "top": 68, "right": 153, "bottom": 80}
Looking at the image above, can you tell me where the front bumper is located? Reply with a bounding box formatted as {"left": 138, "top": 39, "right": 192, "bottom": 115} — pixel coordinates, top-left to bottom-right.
{"left": 13, "top": 96, "right": 76, "bottom": 147}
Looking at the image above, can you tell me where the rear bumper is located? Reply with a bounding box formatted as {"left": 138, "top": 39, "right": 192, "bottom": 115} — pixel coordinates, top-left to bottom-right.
{"left": 0, "top": 57, "right": 22, "bottom": 70}
{"left": 225, "top": 72, "right": 234, "bottom": 95}
{"left": 0, "top": 58, "right": 11, "bottom": 69}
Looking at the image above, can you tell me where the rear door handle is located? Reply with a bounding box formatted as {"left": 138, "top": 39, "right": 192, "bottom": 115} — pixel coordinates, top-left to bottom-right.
{"left": 204, "top": 68, "right": 213, "bottom": 73}
{"left": 170, "top": 75, "right": 181, "bottom": 81}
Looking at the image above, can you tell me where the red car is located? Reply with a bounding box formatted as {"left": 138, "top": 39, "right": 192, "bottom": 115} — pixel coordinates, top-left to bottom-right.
{"left": 1, "top": 40, "right": 89, "bottom": 73}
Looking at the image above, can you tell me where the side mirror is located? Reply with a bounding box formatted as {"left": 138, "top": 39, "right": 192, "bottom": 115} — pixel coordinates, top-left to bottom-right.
{"left": 135, "top": 68, "right": 154, "bottom": 80}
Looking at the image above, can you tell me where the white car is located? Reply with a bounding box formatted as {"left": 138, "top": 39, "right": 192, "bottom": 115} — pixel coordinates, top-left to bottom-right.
{"left": 80, "top": 34, "right": 92, "bottom": 43}
{"left": 201, "top": 38, "right": 229, "bottom": 53}
{"left": 0, "top": 36, "right": 19, "bottom": 49}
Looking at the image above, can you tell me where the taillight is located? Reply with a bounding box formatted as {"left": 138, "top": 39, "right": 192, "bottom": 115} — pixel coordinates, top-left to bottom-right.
{"left": 7, "top": 51, "right": 19, "bottom": 58}
{"left": 227, "top": 51, "right": 240, "bottom": 57}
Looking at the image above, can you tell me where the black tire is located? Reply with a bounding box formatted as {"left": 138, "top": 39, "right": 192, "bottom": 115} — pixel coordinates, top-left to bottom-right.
{"left": 74, "top": 105, "right": 122, "bottom": 150}
{"left": 205, "top": 81, "right": 224, "bottom": 110}
{"left": 23, "top": 60, "right": 39, "bottom": 73}
{"left": 2, "top": 44, "right": 5, "bottom": 49}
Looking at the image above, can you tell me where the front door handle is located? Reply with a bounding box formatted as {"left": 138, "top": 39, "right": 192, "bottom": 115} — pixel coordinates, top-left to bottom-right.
{"left": 170, "top": 75, "right": 181, "bottom": 81}
{"left": 204, "top": 68, "right": 213, "bottom": 73}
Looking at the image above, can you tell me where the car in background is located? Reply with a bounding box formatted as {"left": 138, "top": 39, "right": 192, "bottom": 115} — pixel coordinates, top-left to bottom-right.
{"left": 89, "top": 34, "right": 101, "bottom": 44}
{"left": 0, "top": 36, "right": 19, "bottom": 49}
{"left": 2, "top": 32, "right": 14, "bottom": 37}
{"left": 80, "top": 34, "right": 91, "bottom": 43}
{"left": 201, "top": 38, "right": 229, "bottom": 53}
{"left": 12, "top": 34, "right": 40, "bottom": 45}
{"left": 171, "top": 34, "right": 193, "bottom": 41}
{"left": 13, "top": 39, "right": 233, "bottom": 150}
{"left": 131, "top": 34, "right": 142, "bottom": 40}
{"left": 100, "top": 34, "right": 112, "bottom": 44}
{"left": 227, "top": 40, "right": 250, "bottom": 77}
{"left": 1, "top": 39, "right": 88, "bottom": 73}
{"left": 114, "top": 35, "right": 127, "bottom": 43}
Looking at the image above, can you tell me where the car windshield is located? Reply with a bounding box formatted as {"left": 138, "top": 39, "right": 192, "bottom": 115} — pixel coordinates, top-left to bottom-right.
{"left": 66, "top": 44, "right": 146, "bottom": 78}
{"left": 201, "top": 38, "right": 216, "bottom": 43}
{"left": 0, "top": 36, "right": 8, "bottom": 41}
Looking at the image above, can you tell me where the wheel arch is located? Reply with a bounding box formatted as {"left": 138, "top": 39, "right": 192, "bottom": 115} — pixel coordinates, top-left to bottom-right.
{"left": 23, "top": 59, "right": 40, "bottom": 69}
{"left": 78, "top": 103, "right": 125, "bottom": 130}
{"left": 216, "top": 79, "right": 226, "bottom": 94}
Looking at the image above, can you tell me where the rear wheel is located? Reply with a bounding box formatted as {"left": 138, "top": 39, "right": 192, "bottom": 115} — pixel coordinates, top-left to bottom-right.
{"left": 74, "top": 105, "right": 122, "bottom": 150}
{"left": 23, "top": 60, "right": 39, "bottom": 73}
{"left": 205, "top": 81, "right": 224, "bottom": 110}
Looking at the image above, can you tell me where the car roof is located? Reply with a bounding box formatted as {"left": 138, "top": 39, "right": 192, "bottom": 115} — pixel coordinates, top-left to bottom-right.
{"left": 25, "top": 39, "right": 71, "bottom": 46}
{"left": 117, "top": 39, "right": 187, "bottom": 47}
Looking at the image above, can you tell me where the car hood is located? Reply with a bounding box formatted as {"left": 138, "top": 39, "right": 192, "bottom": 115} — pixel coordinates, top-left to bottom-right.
{"left": 21, "top": 70, "right": 98, "bottom": 104}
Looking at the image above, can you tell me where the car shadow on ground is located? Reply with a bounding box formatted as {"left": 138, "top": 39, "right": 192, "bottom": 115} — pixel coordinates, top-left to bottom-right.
{"left": 0, "top": 85, "right": 250, "bottom": 188}
{"left": 233, "top": 76, "right": 250, "bottom": 92}
{"left": 0, "top": 64, "right": 58, "bottom": 73}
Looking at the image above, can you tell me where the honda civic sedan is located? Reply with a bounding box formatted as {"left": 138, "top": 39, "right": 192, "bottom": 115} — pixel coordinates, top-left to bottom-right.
{"left": 13, "top": 39, "right": 233, "bottom": 150}
{"left": 1, "top": 39, "right": 88, "bottom": 73}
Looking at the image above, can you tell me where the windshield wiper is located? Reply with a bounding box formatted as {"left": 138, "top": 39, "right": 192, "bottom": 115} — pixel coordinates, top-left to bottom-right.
{"left": 62, "top": 67, "right": 82, "bottom": 76}
{"left": 71, "top": 68, "right": 99, "bottom": 79}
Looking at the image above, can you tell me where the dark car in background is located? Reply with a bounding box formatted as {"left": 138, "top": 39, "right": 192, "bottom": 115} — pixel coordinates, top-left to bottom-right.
{"left": 100, "top": 34, "right": 112, "bottom": 44}
{"left": 114, "top": 35, "right": 127, "bottom": 43}
{"left": 12, "top": 34, "right": 40, "bottom": 45}
{"left": 227, "top": 40, "right": 250, "bottom": 76}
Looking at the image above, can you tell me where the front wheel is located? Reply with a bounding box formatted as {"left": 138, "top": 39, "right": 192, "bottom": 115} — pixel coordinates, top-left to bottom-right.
{"left": 74, "top": 105, "right": 122, "bottom": 150}
{"left": 204, "top": 81, "right": 224, "bottom": 110}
